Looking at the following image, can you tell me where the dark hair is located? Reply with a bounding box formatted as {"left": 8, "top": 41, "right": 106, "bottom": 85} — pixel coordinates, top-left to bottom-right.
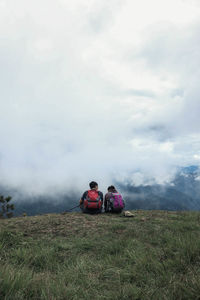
{"left": 89, "top": 181, "right": 98, "bottom": 189}
{"left": 107, "top": 185, "right": 117, "bottom": 192}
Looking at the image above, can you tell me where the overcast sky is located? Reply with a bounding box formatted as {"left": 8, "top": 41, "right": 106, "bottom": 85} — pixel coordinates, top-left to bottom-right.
{"left": 1, "top": 0, "right": 200, "bottom": 194}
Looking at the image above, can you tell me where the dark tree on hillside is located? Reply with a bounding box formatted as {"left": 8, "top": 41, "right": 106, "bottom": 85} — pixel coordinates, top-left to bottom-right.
{"left": 0, "top": 195, "right": 14, "bottom": 218}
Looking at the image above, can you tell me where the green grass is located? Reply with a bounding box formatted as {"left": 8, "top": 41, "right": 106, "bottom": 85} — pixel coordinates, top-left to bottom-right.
{"left": 0, "top": 210, "right": 200, "bottom": 299}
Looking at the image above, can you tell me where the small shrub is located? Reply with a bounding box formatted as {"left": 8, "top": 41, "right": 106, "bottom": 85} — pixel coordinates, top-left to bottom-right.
{"left": 0, "top": 195, "right": 14, "bottom": 218}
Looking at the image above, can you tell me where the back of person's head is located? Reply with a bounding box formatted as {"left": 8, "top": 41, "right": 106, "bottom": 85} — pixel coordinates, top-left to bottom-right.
{"left": 89, "top": 181, "right": 98, "bottom": 189}
{"left": 107, "top": 185, "right": 117, "bottom": 193}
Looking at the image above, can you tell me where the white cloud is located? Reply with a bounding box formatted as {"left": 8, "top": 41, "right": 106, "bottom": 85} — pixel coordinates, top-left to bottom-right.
{"left": 0, "top": 0, "right": 200, "bottom": 194}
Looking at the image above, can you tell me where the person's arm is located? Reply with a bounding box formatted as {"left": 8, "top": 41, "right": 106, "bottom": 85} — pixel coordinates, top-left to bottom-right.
{"left": 104, "top": 194, "right": 107, "bottom": 210}
{"left": 104, "top": 193, "right": 110, "bottom": 211}
{"left": 80, "top": 191, "right": 87, "bottom": 205}
{"left": 98, "top": 191, "right": 103, "bottom": 202}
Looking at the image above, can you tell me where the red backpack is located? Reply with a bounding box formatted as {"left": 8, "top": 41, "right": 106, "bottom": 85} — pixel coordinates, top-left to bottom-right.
{"left": 84, "top": 190, "right": 102, "bottom": 210}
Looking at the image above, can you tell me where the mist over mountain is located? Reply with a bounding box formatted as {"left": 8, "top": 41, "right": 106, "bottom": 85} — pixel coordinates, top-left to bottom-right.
{"left": 119, "top": 166, "right": 200, "bottom": 211}
{"left": 1, "top": 0, "right": 200, "bottom": 204}
{"left": 0, "top": 185, "right": 79, "bottom": 216}
{"left": 1, "top": 166, "right": 200, "bottom": 216}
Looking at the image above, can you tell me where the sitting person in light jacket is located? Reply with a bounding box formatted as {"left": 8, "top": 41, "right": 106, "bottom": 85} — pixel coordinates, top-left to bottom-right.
{"left": 104, "top": 185, "right": 125, "bottom": 213}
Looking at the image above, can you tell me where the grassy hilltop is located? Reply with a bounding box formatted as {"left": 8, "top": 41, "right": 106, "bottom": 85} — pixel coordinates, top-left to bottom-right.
{"left": 0, "top": 211, "right": 200, "bottom": 300}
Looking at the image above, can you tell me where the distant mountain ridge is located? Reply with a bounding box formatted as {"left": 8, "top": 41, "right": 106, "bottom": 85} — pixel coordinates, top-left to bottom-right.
{"left": 119, "top": 165, "right": 200, "bottom": 211}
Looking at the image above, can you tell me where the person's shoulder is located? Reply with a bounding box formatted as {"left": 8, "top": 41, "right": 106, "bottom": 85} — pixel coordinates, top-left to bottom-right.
{"left": 98, "top": 190, "right": 103, "bottom": 195}
{"left": 105, "top": 192, "right": 110, "bottom": 196}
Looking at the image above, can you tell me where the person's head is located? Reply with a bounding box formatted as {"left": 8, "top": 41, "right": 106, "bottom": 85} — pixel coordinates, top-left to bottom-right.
{"left": 89, "top": 181, "right": 98, "bottom": 190}
{"left": 107, "top": 185, "right": 117, "bottom": 193}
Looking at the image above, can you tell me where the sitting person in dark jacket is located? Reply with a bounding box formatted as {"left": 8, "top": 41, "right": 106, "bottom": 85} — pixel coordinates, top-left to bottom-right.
{"left": 80, "top": 181, "right": 103, "bottom": 214}
{"left": 104, "top": 185, "right": 125, "bottom": 213}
